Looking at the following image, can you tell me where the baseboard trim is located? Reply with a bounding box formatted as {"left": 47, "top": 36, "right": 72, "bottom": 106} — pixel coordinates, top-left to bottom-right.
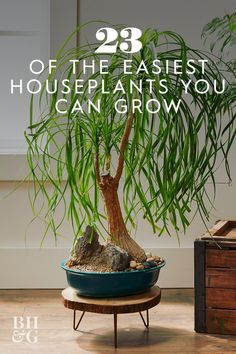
{"left": 0, "top": 247, "right": 194, "bottom": 288}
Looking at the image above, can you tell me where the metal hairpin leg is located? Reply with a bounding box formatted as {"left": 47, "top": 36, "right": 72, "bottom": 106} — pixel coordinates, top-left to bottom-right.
{"left": 72, "top": 309, "right": 148, "bottom": 347}
{"left": 139, "top": 310, "right": 149, "bottom": 328}
{"left": 114, "top": 313, "right": 118, "bottom": 348}
{"left": 73, "top": 309, "right": 85, "bottom": 330}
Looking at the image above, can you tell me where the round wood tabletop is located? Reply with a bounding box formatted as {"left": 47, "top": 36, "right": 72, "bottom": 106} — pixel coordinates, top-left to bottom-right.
{"left": 62, "top": 286, "right": 161, "bottom": 314}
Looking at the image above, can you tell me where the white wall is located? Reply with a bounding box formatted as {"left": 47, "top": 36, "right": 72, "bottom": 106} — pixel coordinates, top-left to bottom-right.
{"left": 0, "top": 0, "right": 50, "bottom": 155}
{"left": 0, "top": 0, "right": 235, "bottom": 288}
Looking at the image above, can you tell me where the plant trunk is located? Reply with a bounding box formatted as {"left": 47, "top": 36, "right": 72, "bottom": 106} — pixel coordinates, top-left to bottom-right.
{"left": 99, "top": 175, "right": 146, "bottom": 262}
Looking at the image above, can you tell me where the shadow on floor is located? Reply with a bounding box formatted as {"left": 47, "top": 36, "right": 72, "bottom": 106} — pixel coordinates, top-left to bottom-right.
{"left": 76, "top": 324, "right": 234, "bottom": 353}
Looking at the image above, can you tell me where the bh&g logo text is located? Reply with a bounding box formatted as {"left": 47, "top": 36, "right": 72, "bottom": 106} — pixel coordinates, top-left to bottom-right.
{"left": 12, "top": 316, "right": 38, "bottom": 343}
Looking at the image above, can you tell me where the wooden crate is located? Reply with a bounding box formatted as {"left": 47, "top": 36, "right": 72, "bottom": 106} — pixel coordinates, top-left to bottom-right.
{"left": 194, "top": 220, "right": 236, "bottom": 335}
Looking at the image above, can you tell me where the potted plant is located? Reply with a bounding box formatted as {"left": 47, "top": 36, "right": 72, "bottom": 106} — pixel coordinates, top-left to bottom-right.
{"left": 25, "top": 24, "right": 235, "bottom": 297}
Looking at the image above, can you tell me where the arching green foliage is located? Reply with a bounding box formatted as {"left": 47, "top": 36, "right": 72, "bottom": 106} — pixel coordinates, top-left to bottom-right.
{"left": 26, "top": 24, "right": 236, "bottom": 243}
{"left": 202, "top": 12, "right": 236, "bottom": 78}
{"left": 202, "top": 12, "right": 236, "bottom": 54}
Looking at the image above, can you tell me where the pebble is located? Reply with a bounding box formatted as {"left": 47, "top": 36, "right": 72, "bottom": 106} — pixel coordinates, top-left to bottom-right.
{"left": 127, "top": 255, "right": 163, "bottom": 272}
{"left": 130, "top": 260, "right": 137, "bottom": 268}
{"left": 154, "top": 256, "right": 161, "bottom": 261}
{"left": 142, "top": 262, "right": 151, "bottom": 269}
{"left": 136, "top": 265, "right": 144, "bottom": 270}
{"left": 143, "top": 262, "right": 152, "bottom": 269}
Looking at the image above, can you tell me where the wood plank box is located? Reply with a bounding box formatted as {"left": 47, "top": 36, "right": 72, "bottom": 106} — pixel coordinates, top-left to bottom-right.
{"left": 194, "top": 220, "right": 236, "bottom": 335}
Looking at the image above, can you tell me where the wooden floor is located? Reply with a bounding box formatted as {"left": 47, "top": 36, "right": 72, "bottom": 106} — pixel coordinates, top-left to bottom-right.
{"left": 0, "top": 289, "right": 236, "bottom": 353}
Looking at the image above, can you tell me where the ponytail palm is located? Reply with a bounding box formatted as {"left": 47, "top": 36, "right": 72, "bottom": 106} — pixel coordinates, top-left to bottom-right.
{"left": 26, "top": 25, "right": 236, "bottom": 261}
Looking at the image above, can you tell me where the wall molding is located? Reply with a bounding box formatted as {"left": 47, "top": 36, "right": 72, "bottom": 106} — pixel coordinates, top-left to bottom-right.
{"left": 0, "top": 247, "right": 194, "bottom": 289}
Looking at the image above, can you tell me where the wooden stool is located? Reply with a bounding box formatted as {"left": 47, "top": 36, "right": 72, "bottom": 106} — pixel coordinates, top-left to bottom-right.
{"left": 62, "top": 286, "right": 161, "bottom": 348}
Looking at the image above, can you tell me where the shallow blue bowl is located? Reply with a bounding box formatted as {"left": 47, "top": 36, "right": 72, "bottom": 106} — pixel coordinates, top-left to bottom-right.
{"left": 60, "top": 259, "right": 165, "bottom": 297}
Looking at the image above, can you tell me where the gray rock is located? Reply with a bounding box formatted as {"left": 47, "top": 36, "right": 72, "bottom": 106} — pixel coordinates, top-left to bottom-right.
{"left": 70, "top": 226, "right": 130, "bottom": 272}
{"left": 101, "top": 243, "right": 130, "bottom": 271}
{"left": 71, "top": 226, "right": 103, "bottom": 264}
{"left": 70, "top": 226, "right": 131, "bottom": 271}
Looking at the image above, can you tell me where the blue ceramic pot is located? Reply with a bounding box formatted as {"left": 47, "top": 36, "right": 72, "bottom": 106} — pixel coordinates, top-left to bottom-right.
{"left": 60, "top": 259, "right": 165, "bottom": 297}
